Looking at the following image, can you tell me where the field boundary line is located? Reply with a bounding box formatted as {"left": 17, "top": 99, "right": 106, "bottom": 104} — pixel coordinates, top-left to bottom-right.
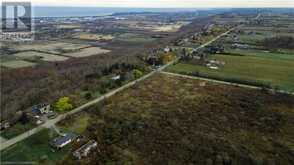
{"left": 160, "top": 71, "right": 294, "bottom": 96}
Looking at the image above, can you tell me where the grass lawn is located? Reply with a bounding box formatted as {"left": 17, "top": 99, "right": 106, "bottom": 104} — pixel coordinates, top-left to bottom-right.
{"left": 166, "top": 53, "right": 294, "bottom": 92}
{"left": 0, "top": 122, "right": 36, "bottom": 139}
{"left": 58, "top": 113, "right": 91, "bottom": 134}
{"left": 238, "top": 34, "right": 266, "bottom": 44}
{"left": 0, "top": 129, "right": 71, "bottom": 164}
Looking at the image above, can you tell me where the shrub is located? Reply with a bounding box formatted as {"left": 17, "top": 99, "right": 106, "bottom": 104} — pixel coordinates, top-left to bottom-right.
{"left": 84, "top": 92, "right": 92, "bottom": 100}
{"left": 55, "top": 97, "right": 73, "bottom": 112}
{"left": 133, "top": 69, "right": 143, "bottom": 79}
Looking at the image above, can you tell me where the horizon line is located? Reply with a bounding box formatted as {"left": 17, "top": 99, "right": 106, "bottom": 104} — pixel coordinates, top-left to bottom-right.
{"left": 28, "top": 6, "right": 294, "bottom": 9}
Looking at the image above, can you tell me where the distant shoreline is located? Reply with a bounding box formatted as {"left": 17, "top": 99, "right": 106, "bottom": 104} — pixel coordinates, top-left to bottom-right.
{"left": 1, "top": 7, "right": 293, "bottom": 18}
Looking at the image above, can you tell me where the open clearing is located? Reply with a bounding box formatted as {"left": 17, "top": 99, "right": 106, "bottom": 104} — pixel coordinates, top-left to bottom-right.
{"left": 152, "top": 22, "right": 189, "bottom": 32}
{"left": 63, "top": 47, "right": 110, "bottom": 57}
{"left": 13, "top": 51, "right": 69, "bottom": 62}
{"left": 58, "top": 73, "right": 294, "bottom": 164}
{"left": 15, "top": 42, "right": 90, "bottom": 54}
{"left": 166, "top": 53, "right": 294, "bottom": 92}
{"left": 58, "top": 113, "right": 91, "bottom": 134}
{"left": 74, "top": 33, "right": 114, "bottom": 41}
{"left": 0, "top": 60, "right": 36, "bottom": 69}
{"left": 115, "top": 20, "right": 189, "bottom": 32}
{"left": 56, "top": 24, "right": 81, "bottom": 29}
{"left": 117, "top": 33, "right": 155, "bottom": 43}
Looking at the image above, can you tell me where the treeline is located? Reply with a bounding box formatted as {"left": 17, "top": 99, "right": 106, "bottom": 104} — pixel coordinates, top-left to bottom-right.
{"left": 260, "top": 36, "right": 294, "bottom": 50}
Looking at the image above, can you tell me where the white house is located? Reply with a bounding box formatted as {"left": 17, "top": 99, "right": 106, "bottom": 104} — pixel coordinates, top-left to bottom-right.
{"left": 73, "top": 140, "right": 98, "bottom": 159}
{"left": 32, "top": 104, "right": 51, "bottom": 114}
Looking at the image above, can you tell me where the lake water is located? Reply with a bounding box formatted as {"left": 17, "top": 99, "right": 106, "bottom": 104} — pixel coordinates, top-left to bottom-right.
{"left": 31, "top": 7, "right": 200, "bottom": 18}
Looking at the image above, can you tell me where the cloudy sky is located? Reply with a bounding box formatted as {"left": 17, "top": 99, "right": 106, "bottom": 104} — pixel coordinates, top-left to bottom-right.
{"left": 2, "top": 0, "right": 294, "bottom": 8}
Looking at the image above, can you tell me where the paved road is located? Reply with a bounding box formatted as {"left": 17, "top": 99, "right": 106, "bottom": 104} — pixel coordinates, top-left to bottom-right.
{"left": 0, "top": 136, "right": 7, "bottom": 143}
{"left": 255, "top": 13, "right": 262, "bottom": 20}
{"left": 0, "top": 27, "right": 236, "bottom": 151}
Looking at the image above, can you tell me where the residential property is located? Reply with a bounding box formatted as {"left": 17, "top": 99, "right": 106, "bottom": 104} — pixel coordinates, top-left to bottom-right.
{"left": 0, "top": 121, "right": 10, "bottom": 130}
{"left": 204, "top": 45, "right": 225, "bottom": 54}
{"left": 209, "top": 66, "right": 219, "bottom": 70}
{"left": 231, "top": 43, "right": 249, "bottom": 49}
{"left": 50, "top": 133, "right": 78, "bottom": 149}
{"left": 164, "top": 46, "right": 171, "bottom": 53}
{"left": 32, "top": 104, "right": 51, "bottom": 114}
{"left": 73, "top": 140, "right": 98, "bottom": 159}
{"left": 111, "top": 75, "right": 121, "bottom": 81}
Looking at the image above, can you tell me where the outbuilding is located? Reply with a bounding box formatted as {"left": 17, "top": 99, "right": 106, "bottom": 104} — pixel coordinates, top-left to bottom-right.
{"left": 73, "top": 140, "right": 98, "bottom": 159}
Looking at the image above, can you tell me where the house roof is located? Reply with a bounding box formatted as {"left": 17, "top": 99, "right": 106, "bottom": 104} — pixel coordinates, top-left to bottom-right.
{"left": 32, "top": 103, "right": 50, "bottom": 110}
{"left": 74, "top": 140, "right": 97, "bottom": 155}
{"left": 51, "top": 133, "right": 78, "bottom": 147}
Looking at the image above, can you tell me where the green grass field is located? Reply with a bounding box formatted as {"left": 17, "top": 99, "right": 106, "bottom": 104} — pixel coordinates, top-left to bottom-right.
{"left": 166, "top": 53, "right": 294, "bottom": 92}
{"left": 58, "top": 113, "right": 91, "bottom": 134}
{"left": 116, "top": 33, "right": 155, "bottom": 43}
{"left": 0, "top": 129, "right": 71, "bottom": 164}
{"left": 227, "top": 48, "right": 294, "bottom": 60}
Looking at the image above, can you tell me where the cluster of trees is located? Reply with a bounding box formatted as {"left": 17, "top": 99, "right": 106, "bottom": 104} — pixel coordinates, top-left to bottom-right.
{"left": 260, "top": 36, "right": 294, "bottom": 49}
{"left": 145, "top": 52, "right": 176, "bottom": 66}
{"left": 101, "top": 63, "right": 143, "bottom": 76}
{"left": 85, "top": 62, "right": 145, "bottom": 95}
{"left": 55, "top": 97, "right": 73, "bottom": 112}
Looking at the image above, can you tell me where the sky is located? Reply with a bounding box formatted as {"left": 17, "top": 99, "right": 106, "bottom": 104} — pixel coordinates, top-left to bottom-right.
{"left": 2, "top": 0, "right": 294, "bottom": 8}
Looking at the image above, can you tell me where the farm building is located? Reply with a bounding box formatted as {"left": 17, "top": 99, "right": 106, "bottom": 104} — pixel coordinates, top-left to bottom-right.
{"left": 50, "top": 133, "right": 78, "bottom": 149}
{"left": 73, "top": 140, "right": 98, "bottom": 159}
{"left": 32, "top": 104, "right": 51, "bottom": 114}
{"left": 111, "top": 75, "right": 121, "bottom": 81}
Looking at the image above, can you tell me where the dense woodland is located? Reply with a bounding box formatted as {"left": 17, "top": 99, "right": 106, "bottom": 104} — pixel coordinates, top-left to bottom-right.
{"left": 261, "top": 36, "right": 294, "bottom": 50}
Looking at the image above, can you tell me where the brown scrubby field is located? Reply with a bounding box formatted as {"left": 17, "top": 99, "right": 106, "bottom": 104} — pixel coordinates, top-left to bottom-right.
{"left": 61, "top": 73, "right": 294, "bottom": 165}
{"left": 74, "top": 33, "right": 114, "bottom": 41}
